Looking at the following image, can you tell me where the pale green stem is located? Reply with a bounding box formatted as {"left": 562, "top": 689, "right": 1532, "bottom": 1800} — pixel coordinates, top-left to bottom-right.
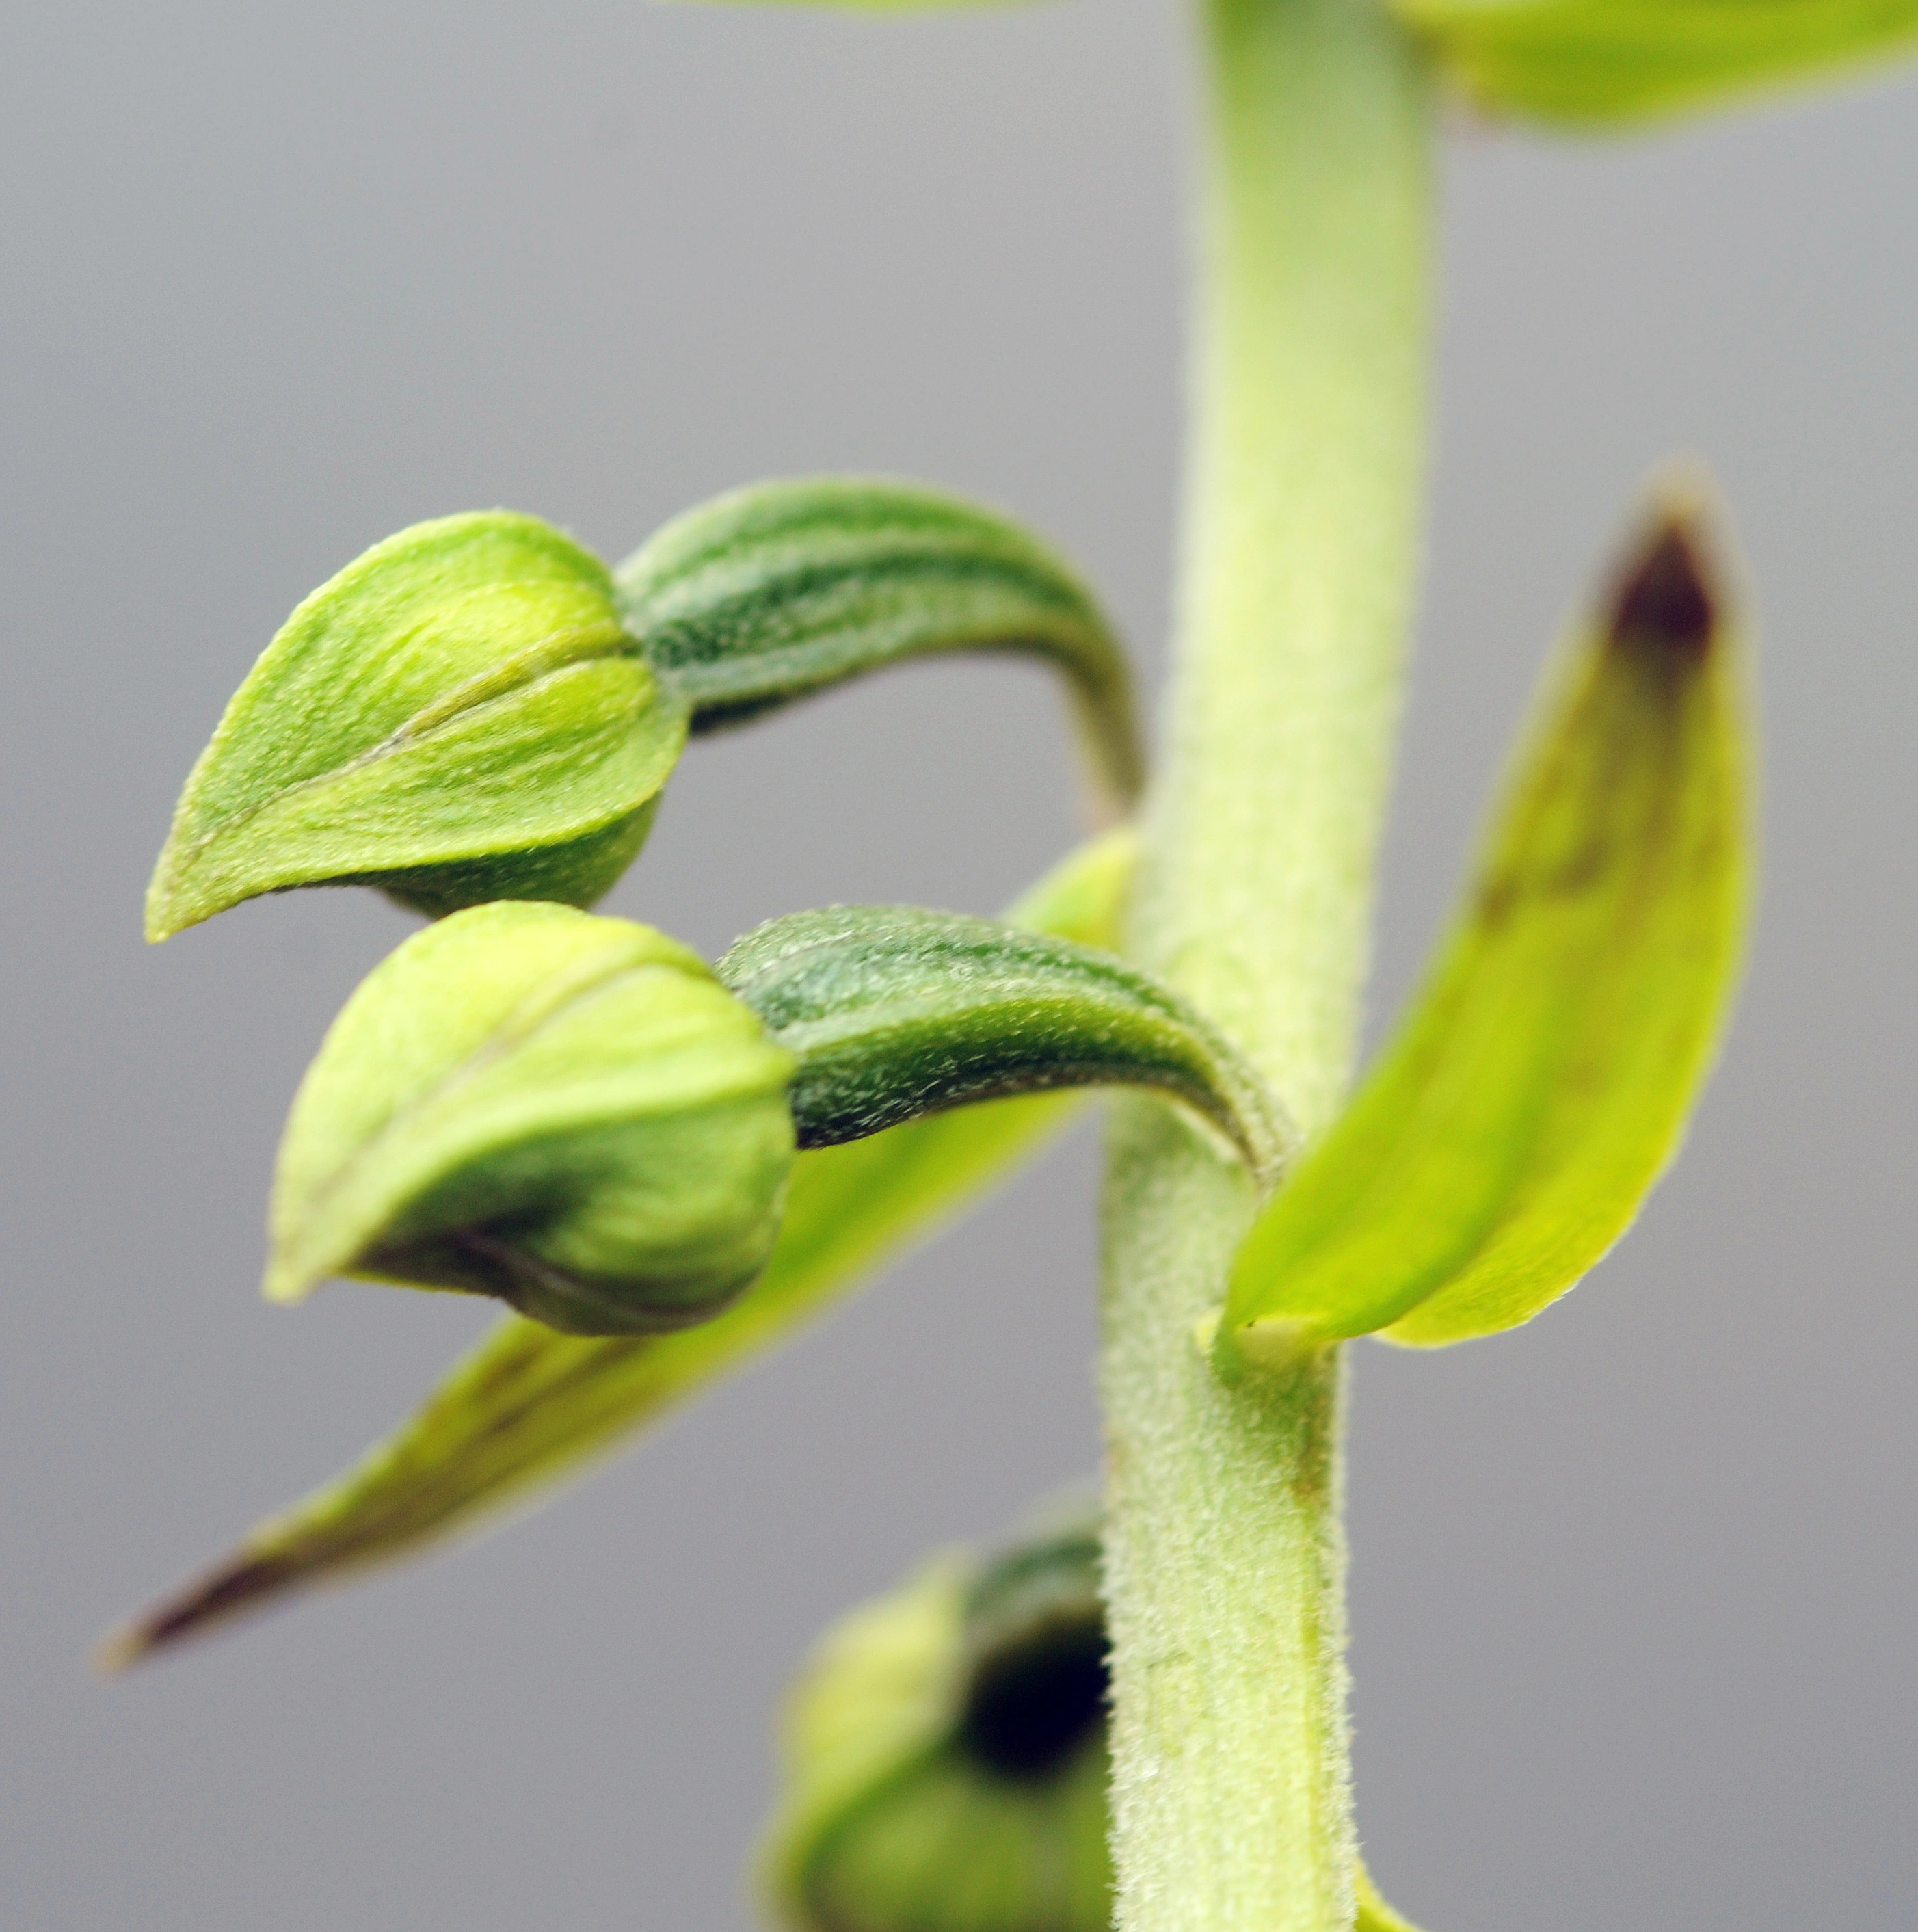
{"left": 1100, "top": 2, "right": 1433, "bottom": 1929}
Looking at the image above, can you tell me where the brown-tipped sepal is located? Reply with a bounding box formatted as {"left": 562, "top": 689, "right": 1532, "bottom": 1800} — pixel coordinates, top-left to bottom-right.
{"left": 98, "top": 833, "right": 1142, "bottom": 1673}
{"left": 1219, "top": 483, "right": 1749, "bottom": 1360}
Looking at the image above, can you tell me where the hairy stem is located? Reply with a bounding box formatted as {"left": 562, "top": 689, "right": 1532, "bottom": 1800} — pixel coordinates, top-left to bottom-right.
{"left": 1100, "top": 2, "right": 1433, "bottom": 1929}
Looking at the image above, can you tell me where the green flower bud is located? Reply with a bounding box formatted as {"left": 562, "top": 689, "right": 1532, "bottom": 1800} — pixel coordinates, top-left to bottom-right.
{"left": 265, "top": 877, "right": 1279, "bottom": 1342}
{"left": 765, "top": 1505, "right": 1430, "bottom": 1932}
{"left": 764, "top": 1505, "right": 1113, "bottom": 1932}
{"left": 147, "top": 482, "right": 1145, "bottom": 943}
{"left": 146, "top": 514, "right": 690, "bottom": 940}
{"left": 266, "top": 901, "right": 796, "bottom": 1337}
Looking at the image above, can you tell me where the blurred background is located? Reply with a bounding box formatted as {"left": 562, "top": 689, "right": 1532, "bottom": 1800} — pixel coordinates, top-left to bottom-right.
{"left": 4, "top": 2, "right": 1913, "bottom": 1926}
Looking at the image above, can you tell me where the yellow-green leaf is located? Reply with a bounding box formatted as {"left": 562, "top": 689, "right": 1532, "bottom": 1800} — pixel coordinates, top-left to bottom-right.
{"left": 147, "top": 513, "right": 687, "bottom": 939}
{"left": 100, "top": 830, "right": 1135, "bottom": 1668}
{"left": 1218, "top": 497, "right": 1749, "bottom": 1364}
{"left": 1398, "top": 0, "right": 1918, "bottom": 129}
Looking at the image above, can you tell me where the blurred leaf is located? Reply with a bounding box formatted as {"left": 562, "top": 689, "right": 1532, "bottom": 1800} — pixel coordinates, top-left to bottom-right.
{"left": 618, "top": 478, "right": 1144, "bottom": 816}
{"left": 266, "top": 903, "right": 795, "bottom": 1336}
{"left": 1218, "top": 495, "right": 1749, "bottom": 1364}
{"left": 1398, "top": 0, "right": 1918, "bottom": 128}
{"left": 147, "top": 513, "right": 687, "bottom": 938}
{"left": 102, "top": 831, "right": 1136, "bottom": 1668}
{"left": 722, "top": 905, "right": 1289, "bottom": 1181}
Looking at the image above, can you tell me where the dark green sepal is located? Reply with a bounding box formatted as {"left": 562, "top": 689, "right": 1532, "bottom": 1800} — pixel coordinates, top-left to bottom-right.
{"left": 717, "top": 905, "right": 1289, "bottom": 1185}
{"left": 616, "top": 477, "right": 1146, "bottom": 815}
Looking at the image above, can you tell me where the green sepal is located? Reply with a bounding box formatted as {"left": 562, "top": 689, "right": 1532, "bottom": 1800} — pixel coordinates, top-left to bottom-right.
{"left": 617, "top": 478, "right": 1145, "bottom": 816}
{"left": 1397, "top": 0, "right": 1918, "bottom": 129}
{"left": 267, "top": 900, "right": 797, "bottom": 1337}
{"left": 146, "top": 513, "right": 689, "bottom": 939}
{"left": 721, "top": 905, "right": 1289, "bottom": 1184}
{"left": 1218, "top": 496, "right": 1749, "bottom": 1364}
{"left": 98, "top": 832, "right": 1135, "bottom": 1668}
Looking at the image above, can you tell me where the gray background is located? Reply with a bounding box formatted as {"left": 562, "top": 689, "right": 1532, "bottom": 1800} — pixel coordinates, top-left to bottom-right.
{"left": 4, "top": 1, "right": 1913, "bottom": 1927}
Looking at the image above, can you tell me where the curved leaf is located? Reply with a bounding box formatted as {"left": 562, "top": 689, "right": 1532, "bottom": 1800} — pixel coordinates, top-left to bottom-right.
{"left": 101, "top": 830, "right": 1136, "bottom": 1667}
{"left": 146, "top": 513, "right": 688, "bottom": 938}
{"left": 1218, "top": 497, "right": 1749, "bottom": 1364}
{"left": 616, "top": 478, "right": 1145, "bottom": 816}
{"left": 721, "top": 905, "right": 1290, "bottom": 1184}
{"left": 1398, "top": 0, "right": 1918, "bottom": 129}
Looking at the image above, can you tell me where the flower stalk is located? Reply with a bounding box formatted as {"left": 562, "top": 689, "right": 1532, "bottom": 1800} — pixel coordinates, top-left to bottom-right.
{"left": 1100, "top": 1, "right": 1433, "bottom": 1927}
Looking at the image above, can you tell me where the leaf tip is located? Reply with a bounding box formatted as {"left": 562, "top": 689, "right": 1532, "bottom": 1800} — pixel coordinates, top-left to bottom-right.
{"left": 95, "top": 1548, "right": 298, "bottom": 1673}
{"left": 142, "top": 851, "right": 200, "bottom": 944}
{"left": 261, "top": 1258, "right": 320, "bottom": 1308}
{"left": 1606, "top": 490, "right": 1720, "bottom": 662}
{"left": 90, "top": 1624, "right": 149, "bottom": 1678}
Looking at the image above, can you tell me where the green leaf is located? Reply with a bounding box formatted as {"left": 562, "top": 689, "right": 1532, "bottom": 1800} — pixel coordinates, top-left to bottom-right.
{"left": 616, "top": 478, "right": 1145, "bottom": 816}
{"left": 721, "top": 905, "right": 1290, "bottom": 1182}
{"left": 100, "top": 831, "right": 1135, "bottom": 1668}
{"left": 1397, "top": 0, "right": 1918, "bottom": 129}
{"left": 1218, "top": 497, "right": 1749, "bottom": 1363}
{"left": 146, "top": 513, "right": 689, "bottom": 939}
{"left": 267, "top": 901, "right": 797, "bottom": 1336}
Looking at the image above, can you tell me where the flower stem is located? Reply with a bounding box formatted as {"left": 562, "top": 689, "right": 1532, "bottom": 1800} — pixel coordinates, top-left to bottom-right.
{"left": 1099, "top": 1, "right": 1433, "bottom": 1928}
